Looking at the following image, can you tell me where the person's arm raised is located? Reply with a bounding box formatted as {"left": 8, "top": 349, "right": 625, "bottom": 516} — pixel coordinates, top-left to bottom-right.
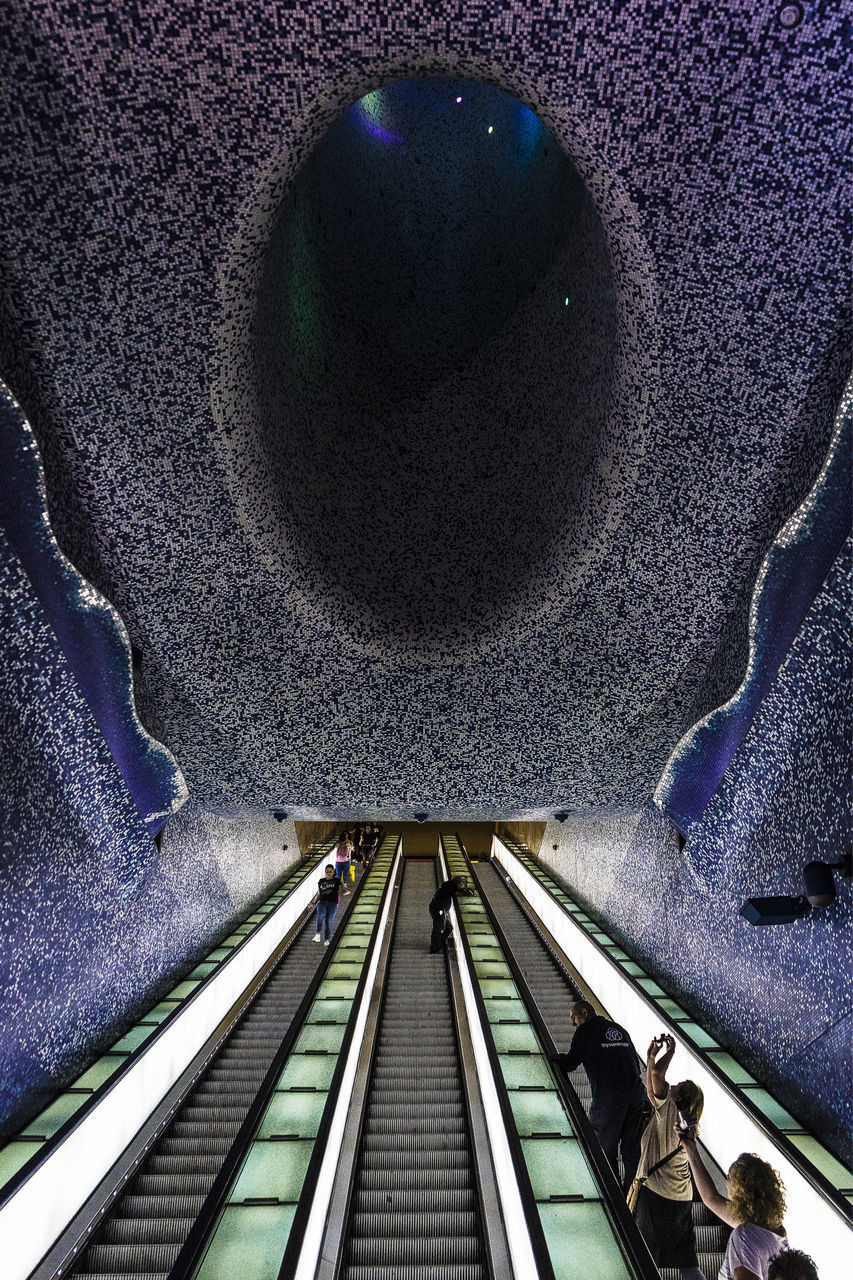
{"left": 681, "top": 1131, "right": 738, "bottom": 1227}
{"left": 646, "top": 1033, "right": 675, "bottom": 1102}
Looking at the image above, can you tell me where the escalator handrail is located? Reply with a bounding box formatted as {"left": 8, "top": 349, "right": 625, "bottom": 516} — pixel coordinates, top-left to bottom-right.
{"left": 461, "top": 842, "right": 661, "bottom": 1280}
{"left": 498, "top": 833, "right": 853, "bottom": 1216}
{"left": 0, "top": 842, "right": 333, "bottom": 1214}
{"left": 167, "top": 838, "right": 398, "bottom": 1280}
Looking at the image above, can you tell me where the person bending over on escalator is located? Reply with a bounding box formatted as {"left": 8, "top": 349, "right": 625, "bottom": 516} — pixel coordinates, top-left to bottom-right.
{"left": 681, "top": 1134, "right": 789, "bottom": 1280}
{"left": 633, "top": 1033, "right": 705, "bottom": 1280}
{"left": 555, "top": 999, "right": 646, "bottom": 1191}
{"left": 428, "top": 875, "right": 470, "bottom": 953}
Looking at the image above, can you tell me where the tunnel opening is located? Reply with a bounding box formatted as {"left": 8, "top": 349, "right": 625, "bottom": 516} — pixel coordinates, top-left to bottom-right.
{"left": 254, "top": 78, "right": 619, "bottom": 646}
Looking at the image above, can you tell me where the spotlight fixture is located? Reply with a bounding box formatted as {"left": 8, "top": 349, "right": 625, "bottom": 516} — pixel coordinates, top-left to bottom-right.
{"left": 740, "top": 895, "right": 811, "bottom": 926}
{"left": 803, "top": 853, "right": 852, "bottom": 906}
{"left": 741, "top": 852, "right": 851, "bottom": 925}
{"left": 414, "top": 812, "right": 429, "bottom": 823}
{"left": 554, "top": 811, "right": 568, "bottom": 823}
{"left": 776, "top": 2, "right": 804, "bottom": 30}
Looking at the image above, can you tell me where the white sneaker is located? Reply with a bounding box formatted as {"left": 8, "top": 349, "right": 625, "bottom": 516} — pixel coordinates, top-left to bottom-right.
{"left": 312, "top": 933, "right": 322, "bottom": 942}
{"left": 324, "top": 939, "right": 330, "bottom": 947}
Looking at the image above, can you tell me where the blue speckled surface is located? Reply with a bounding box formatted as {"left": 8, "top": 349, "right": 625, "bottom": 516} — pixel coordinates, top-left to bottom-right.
{"left": 657, "top": 384, "right": 851, "bottom": 831}
{"left": 0, "top": 381, "right": 187, "bottom": 842}
{"left": 540, "top": 538, "right": 852, "bottom": 1160}
{"left": 0, "top": 2, "right": 848, "bottom": 817}
{"left": 0, "top": 0, "right": 849, "bottom": 1155}
{"left": 0, "top": 527, "right": 297, "bottom": 1134}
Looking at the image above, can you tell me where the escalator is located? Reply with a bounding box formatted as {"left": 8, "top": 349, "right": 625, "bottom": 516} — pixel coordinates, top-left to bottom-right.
{"left": 339, "top": 858, "right": 489, "bottom": 1279}
{"left": 473, "top": 857, "right": 729, "bottom": 1280}
{"left": 68, "top": 867, "right": 368, "bottom": 1280}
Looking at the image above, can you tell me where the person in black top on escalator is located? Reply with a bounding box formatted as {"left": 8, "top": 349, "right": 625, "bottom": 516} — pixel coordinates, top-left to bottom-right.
{"left": 555, "top": 998, "right": 647, "bottom": 1190}
{"left": 428, "top": 875, "right": 471, "bottom": 952}
{"left": 310, "top": 865, "right": 340, "bottom": 946}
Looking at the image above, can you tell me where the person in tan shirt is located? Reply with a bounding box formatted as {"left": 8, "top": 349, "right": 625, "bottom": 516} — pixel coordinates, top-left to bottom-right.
{"left": 633, "top": 1033, "right": 705, "bottom": 1280}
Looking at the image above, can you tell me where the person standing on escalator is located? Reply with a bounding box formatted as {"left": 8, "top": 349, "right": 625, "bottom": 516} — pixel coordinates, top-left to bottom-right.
{"left": 334, "top": 832, "right": 352, "bottom": 896}
{"left": 555, "top": 998, "right": 646, "bottom": 1190}
{"left": 633, "top": 1033, "right": 705, "bottom": 1280}
{"left": 311, "top": 865, "right": 340, "bottom": 946}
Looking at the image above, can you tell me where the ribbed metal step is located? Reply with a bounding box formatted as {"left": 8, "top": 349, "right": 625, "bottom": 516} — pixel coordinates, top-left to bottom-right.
{"left": 341, "top": 860, "right": 487, "bottom": 1280}
{"left": 69, "top": 887, "right": 351, "bottom": 1280}
{"left": 475, "top": 859, "right": 730, "bottom": 1280}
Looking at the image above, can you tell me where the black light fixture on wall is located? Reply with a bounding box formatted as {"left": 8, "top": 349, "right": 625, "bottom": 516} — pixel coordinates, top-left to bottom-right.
{"left": 740, "top": 852, "right": 851, "bottom": 925}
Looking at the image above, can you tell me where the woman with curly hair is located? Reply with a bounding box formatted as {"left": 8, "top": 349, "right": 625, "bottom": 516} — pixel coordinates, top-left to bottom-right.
{"left": 682, "top": 1134, "right": 788, "bottom": 1280}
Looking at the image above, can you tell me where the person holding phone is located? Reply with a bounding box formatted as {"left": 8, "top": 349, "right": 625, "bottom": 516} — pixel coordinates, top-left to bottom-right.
{"left": 681, "top": 1134, "right": 789, "bottom": 1280}
{"left": 633, "top": 1032, "right": 705, "bottom": 1280}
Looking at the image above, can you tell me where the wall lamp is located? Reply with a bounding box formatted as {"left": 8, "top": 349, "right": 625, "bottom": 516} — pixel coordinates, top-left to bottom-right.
{"left": 740, "top": 853, "right": 851, "bottom": 925}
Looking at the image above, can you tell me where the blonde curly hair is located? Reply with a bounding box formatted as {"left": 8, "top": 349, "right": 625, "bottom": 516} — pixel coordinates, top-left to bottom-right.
{"left": 727, "top": 1153, "right": 786, "bottom": 1229}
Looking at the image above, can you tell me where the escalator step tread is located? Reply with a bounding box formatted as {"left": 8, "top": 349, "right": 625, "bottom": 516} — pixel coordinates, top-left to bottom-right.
{"left": 354, "top": 1190, "right": 477, "bottom": 1213}
{"left": 100, "top": 1219, "right": 195, "bottom": 1246}
{"left": 347, "top": 1237, "right": 483, "bottom": 1265}
{"left": 343, "top": 863, "right": 484, "bottom": 1280}
{"left": 475, "top": 860, "right": 729, "bottom": 1280}
{"left": 81, "top": 1243, "right": 181, "bottom": 1270}
{"left": 346, "top": 1270, "right": 486, "bottom": 1280}
{"left": 118, "top": 1196, "right": 206, "bottom": 1217}
{"left": 349, "top": 1211, "right": 479, "bottom": 1237}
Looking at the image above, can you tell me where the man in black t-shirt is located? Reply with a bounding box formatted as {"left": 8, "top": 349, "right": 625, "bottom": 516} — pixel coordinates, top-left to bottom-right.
{"left": 556, "top": 998, "right": 646, "bottom": 1188}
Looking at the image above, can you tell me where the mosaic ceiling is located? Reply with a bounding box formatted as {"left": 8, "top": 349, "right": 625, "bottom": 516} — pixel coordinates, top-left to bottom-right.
{"left": 0, "top": 0, "right": 849, "bottom": 819}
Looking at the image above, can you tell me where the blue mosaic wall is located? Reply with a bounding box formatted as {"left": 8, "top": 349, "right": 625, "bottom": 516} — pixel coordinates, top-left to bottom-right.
{"left": 0, "top": 381, "right": 187, "bottom": 843}
{"left": 0, "top": 530, "right": 298, "bottom": 1134}
{"left": 0, "top": 0, "right": 849, "bottom": 1160}
{"left": 539, "top": 537, "right": 852, "bottom": 1160}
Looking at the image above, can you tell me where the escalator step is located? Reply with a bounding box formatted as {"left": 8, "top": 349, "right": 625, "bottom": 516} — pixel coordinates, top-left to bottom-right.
{"left": 347, "top": 1234, "right": 482, "bottom": 1265}
{"left": 358, "top": 1167, "right": 474, "bottom": 1189}
{"left": 346, "top": 1269, "right": 485, "bottom": 1280}
{"left": 81, "top": 1242, "right": 181, "bottom": 1272}
{"left": 353, "top": 1189, "right": 477, "bottom": 1213}
{"left": 349, "top": 1211, "right": 479, "bottom": 1239}
{"left": 118, "top": 1195, "right": 206, "bottom": 1218}
{"left": 361, "top": 1133, "right": 469, "bottom": 1152}
{"left": 100, "top": 1217, "right": 195, "bottom": 1245}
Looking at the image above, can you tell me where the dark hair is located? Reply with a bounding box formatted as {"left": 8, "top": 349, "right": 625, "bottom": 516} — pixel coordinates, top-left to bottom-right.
{"left": 325, "top": 864, "right": 335, "bottom": 873}
{"left": 675, "top": 1079, "right": 704, "bottom": 1124}
{"left": 571, "top": 998, "right": 596, "bottom": 1019}
{"left": 767, "top": 1250, "right": 819, "bottom": 1280}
